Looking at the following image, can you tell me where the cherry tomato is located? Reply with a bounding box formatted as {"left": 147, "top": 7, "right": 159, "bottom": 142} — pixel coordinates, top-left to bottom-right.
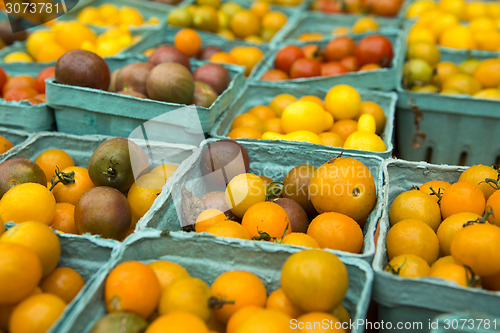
{"left": 320, "top": 62, "right": 349, "bottom": 76}
{"left": 0, "top": 67, "right": 7, "bottom": 95}
{"left": 290, "top": 58, "right": 321, "bottom": 79}
{"left": 325, "top": 36, "right": 356, "bottom": 62}
{"left": 35, "top": 67, "right": 56, "bottom": 94}
{"left": 302, "top": 44, "right": 324, "bottom": 63}
{"left": 261, "top": 69, "right": 289, "bottom": 81}
{"left": 312, "top": 0, "right": 343, "bottom": 13}
{"left": 274, "top": 45, "right": 304, "bottom": 74}
{"left": 366, "top": 0, "right": 402, "bottom": 17}
{"left": 355, "top": 35, "right": 393, "bottom": 68}
{"left": 340, "top": 56, "right": 359, "bottom": 72}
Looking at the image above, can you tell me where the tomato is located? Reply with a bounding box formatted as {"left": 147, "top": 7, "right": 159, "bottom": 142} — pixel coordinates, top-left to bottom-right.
{"left": 366, "top": 0, "right": 402, "bottom": 17}
{"left": 274, "top": 45, "right": 304, "bottom": 74}
{"left": 302, "top": 44, "right": 324, "bottom": 62}
{"left": 289, "top": 58, "right": 321, "bottom": 79}
{"left": 311, "top": 0, "right": 342, "bottom": 13}
{"left": 325, "top": 36, "right": 356, "bottom": 62}
{"left": 3, "top": 87, "right": 38, "bottom": 101}
{"left": 355, "top": 35, "right": 394, "bottom": 68}
{"left": 35, "top": 67, "right": 55, "bottom": 94}
{"left": 340, "top": 56, "right": 359, "bottom": 72}
{"left": 320, "top": 61, "right": 349, "bottom": 76}
{"left": 0, "top": 67, "right": 6, "bottom": 95}
{"left": 261, "top": 69, "right": 289, "bottom": 81}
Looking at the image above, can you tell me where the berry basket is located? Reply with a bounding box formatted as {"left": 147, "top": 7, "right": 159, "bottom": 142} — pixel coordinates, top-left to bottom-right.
{"left": 2, "top": 222, "right": 118, "bottom": 333}
{"left": 249, "top": 29, "right": 404, "bottom": 91}
{"left": 125, "top": 26, "right": 272, "bottom": 78}
{"left": 372, "top": 158, "right": 500, "bottom": 333}
{"left": 396, "top": 22, "right": 500, "bottom": 166}
{"left": 136, "top": 139, "right": 385, "bottom": 262}
{"left": 430, "top": 312, "right": 500, "bottom": 333}
{"left": 0, "top": 127, "right": 31, "bottom": 157}
{"left": 45, "top": 57, "right": 245, "bottom": 136}
{"left": 210, "top": 81, "right": 397, "bottom": 159}
{"left": 57, "top": 229, "right": 374, "bottom": 333}
{"left": 0, "top": 131, "right": 199, "bottom": 238}
{"left": 282, "top": 11, "right": 401, "bottom": 41}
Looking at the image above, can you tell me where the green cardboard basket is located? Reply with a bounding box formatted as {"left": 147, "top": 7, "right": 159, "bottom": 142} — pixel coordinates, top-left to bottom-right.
{"left": 430, "top": 312, "right": 500, "bottom": 333}
{"left": 282, "top": 11, "right": 401, "bottom": 41}
{"left": 210, "top": 82, "right": 397, "bottom": 159}
{"left": 61, "top": 0, "right": 171, "bottom": 33}
{"left": 0, "top": 131, "right": 199, "bottom": 237}
{"left": 372, "top": 158, "right": 500, "bottom": 333}
{"left": 58, "top": 229, "right": 374, "bottom": 333}
{"left": 138, "top": 139, "right": 384, "bottom": 262}
{"left": 125, "top": 26, "right": 271, "bottom": 78}
{"left": 45, "top": 58, "right": 245, "bottom": 136}
{"left": 166, "top": 0, "right": 302, "bottom": 46}
{"left": 250, "top": 29, "right": 403, "bottom": 91}
{"left": 3, "top": 222, "right": 118, "bottom": 333}
{"left": 396, "top": 22, "right": 500, "bottom": 166}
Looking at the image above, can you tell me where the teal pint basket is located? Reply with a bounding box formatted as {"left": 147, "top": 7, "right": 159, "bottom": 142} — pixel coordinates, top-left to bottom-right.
{"left": 2, "top": 222, "right": 118, "bottom": 333}
{"left": 45, "top": 58, "right": 245, "bottom": 136}
{"left": 372, "top": 158, "right": 500, "bottom": 333}
{"left": 250, "top": 29, "right": 403, "bottom": 91}
{"left": 58, "top": 229, "right": 374, "bottom": 333}
{"left": 430, "top": 312, "right": 500, "bottom": 333}
{"left": 282, "top": 11, "right": 401, "bottom": 41}
{"left": 0, "top": 131, "right": 199, "bottom": 238}
{"left": 138, "top": 139, "right": 385, "bottom": 262}
{"left": 395, "top": 23, "right": 500, "bottom": 166}
{"left": 210, "top": 82, "right": 397, "bottom": 159}
{"left": 125, "top": 26, "right": 272, "bottom": 78}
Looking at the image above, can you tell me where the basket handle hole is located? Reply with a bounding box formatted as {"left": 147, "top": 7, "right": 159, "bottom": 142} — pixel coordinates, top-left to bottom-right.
{"left": 459, "top": 152, "right": 468, "bottom": 166}
{"left": 425, "top": 147, "right": 433, "bottom": 164}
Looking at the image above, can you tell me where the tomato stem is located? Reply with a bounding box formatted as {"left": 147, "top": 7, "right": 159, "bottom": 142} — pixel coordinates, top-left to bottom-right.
{"left": 252, "top": 229, "right": 272, "bottom": 241}
{"left": 208, "top": 296, "right": 235, "bottom": 309}
{"left": 463, "top": 209, "right": 493, "bottom": 227}
{"left": 266, "top": 181, "right": 283, "bottom": 201}
{"left": 428, "top": 186, "right": 443, "bottom": 204}
{"left": 49, "top": 166, "right": 75, "bottom": 191}
{"left": 464, "top": 265, "right": 480, "bottom": 288}
{"left": 385, "top": 258, "right": 406, "bottom": 276}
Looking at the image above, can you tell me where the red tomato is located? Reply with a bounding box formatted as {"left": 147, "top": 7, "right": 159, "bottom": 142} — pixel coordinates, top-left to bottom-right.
{"left": 0, "top": 67, "right": 7, "bottom": 95}
{"left": 35, "top": 67, "right": 56, "bottom": 94}
{"left": 355, "top": 35, "right": 393, "bottom": 68}
{"left": 3, "top": 75, "right": 36, "bottom": 95}
{"left": 302, "top": 44, "right": 324, "bottom": 62}
{"left": 325, "top": 36, "right": 356, "bottom": 62}
{"left": 4, "top": 87, "right": 38, "bottom": 101}
{"left": 290, "top": 58, "right": 321, "bottom": 79}
{"left": 312, "top": 0, "right": 343, "bottom": 13}
{"left": 366, "top": 0, "right": 402, "bottom": 17}
{"left": 274, "top": 45, "right": 305, "bottom": 74}
{"left": 320, "top": 62, "right": 349, "bottom": 76}
{"left": 340, "top": 56, "right": 359, "bottom": 72}
{"left": 261, "top": 69, "right": 289, "bottom": 81}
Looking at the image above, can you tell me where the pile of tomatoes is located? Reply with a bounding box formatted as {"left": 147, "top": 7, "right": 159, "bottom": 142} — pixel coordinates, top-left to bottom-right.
{"left": 0, "top": 222, "right": 85, "bottom": 332}
{"left": 94, "top": 249, "right": 351, "bottom": 333}
{"left": 311, "top": 0, "right": 403, "bottom": 17}
{"left": 261, "top": 34, "right": 394, "bottom": 81}
{"left": 385, "top": 164, "right": 500, "bottom": 290}
{"left": 188, "top": 139, "right": 378, "bottom": 255}
{"left": 0, "top": 66, "right": 55, "bottom": 104}
{"left": 0, "top": 137, "right": 178, "bottom": 241}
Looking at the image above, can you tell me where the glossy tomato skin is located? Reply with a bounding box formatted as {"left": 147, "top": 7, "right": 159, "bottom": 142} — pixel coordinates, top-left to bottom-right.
{"left": 290, "top": 58, "right": 321, "bottom": 79}
{"left": 325, "top": 36, "right": 356, "bottom": 62}
{"left": 340, "top": 56, "right": 359, "bottom": 72}
{"left": 320, "top": 62, "right": 349, "bottom": 76}
{"left": 312, "top": 0, "right": 343, "bottom": 13}
{"left": 366, "top": 0, "right": 402, "bottom": 17}
{"left": 35, "top": 67, "right": 56, "bottom": 94}
{"left": 302, "top": 44, "right": 324, "bottom": 63}
{"left": 261, "top": 69, "right": 289, "bottom": 81}
{"left": 355, "top": 35, "right": 393, "bottom": 68}
{"left": 0, "top": 67, "right": 6, "bottom": 95}
{"left": 275, "top": 46, "right": 305, "bottom": 74}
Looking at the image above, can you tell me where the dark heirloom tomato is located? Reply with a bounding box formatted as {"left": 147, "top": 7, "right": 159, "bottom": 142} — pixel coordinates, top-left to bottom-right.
{"left": 325, "top": 36, "right": 356, "bottom": 62}
{"left": 320, "top": 62, "right": 349, "bottom": 76}
{"left": 290, "top": 58, "right": 321, "bottom": 79}
{"left": 355, "top": 35, "right": 394, "bottom": 68}
{"left": 274, "top": 45, "right": 305, "bottom": 74}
